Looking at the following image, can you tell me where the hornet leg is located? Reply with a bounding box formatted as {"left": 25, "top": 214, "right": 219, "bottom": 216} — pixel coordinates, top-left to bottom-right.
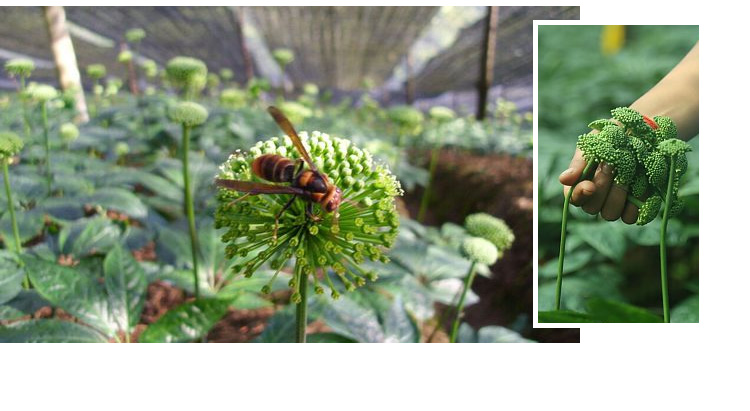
{"left": 274, "top": 195, "right": 297, "bottom": 240}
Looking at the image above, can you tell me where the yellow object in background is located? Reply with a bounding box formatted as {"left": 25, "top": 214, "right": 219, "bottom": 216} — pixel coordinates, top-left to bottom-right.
{"left": 601, "top": 25, "right": 626, "bottom": 55}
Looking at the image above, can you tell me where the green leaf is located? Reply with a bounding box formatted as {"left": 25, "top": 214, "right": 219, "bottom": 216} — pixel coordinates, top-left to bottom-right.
{"left": 139, "top": 298, "right": 230, "bottom": 343}
{"left": 382, "top": 296, "right": 419, "bottom": 343}
{"left": 104, "top": 245, "right": 148, "bottom": 332}
{"left": 572, "top": 223, "right": 627, "bottom": 260}
{"left": 671, "top": 295, "right": 698, "bottom": 323}
{"left": 24, "top": 256, "right": 117, "bottom": 335}
{"left": 0, "top": 208, "right": 45, "bottom": 244}
{"left": 476, "top": 326, "right": 534, "bottom": 343}
{"left": 586, "top": 299, "right": 662, "bottom": 323}
{"left": 538, "top": 310, "right": 596, "bottom": 323}
{"left": 0, "top": 320, "right": 108, "bottom": 342}
{"left": 318, "top": 294, "right": 385, "bottom": 343}
{"left": 59, "top": 217, "right": 122, "bottom": 258}
{"left": 539, "top": 249, "right": 595, "bottom": 278}
{"left": 0, "top": 305, "right": 26, "bottom": 320}
{"left": 0, "top": 251, "right": 24, "bottom": 304}
{"left": 86, "top": 187, "right": 149, "bottom": 219}
{"left": 307, "top": 333, "right": 357, "bottom": 343}
{"left": 253, "top": 307, "right": 295, "bottom": 343}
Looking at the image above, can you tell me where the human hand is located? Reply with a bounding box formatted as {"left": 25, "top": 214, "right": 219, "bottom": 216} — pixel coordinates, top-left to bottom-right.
{"left": 559, "top": 148, "right": 640, "bottom": 224}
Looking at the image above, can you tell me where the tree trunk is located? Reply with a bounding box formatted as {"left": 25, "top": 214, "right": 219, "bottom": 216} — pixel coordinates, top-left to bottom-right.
{"left": 233, "top": 6, "right": 255, "bottom": 84}
{"left": 42, "top": 6, "right": 89, "bottom": 123}
{"left": 405, "top": 52, "right": 415, "bottom": 105}
{"left": 476, "top": 6, "right": 499, "bottom": 120}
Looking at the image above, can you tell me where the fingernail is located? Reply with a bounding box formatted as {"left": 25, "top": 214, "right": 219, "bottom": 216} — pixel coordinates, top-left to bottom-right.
{"left": 601, "top": 163, "right": 614, "bottom": 175}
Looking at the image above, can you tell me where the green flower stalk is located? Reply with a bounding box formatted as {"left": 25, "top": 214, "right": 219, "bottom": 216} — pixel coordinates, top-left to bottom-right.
{"left": 450, "top": 237, "right": 498, "bottom": 343}
{"left": 418, "top": 106, "right": 455, "bottom": 222}
{"left": 86, "top": 64, "right": 106, "bottom": 117}
{"left": 450, "top": 213, "right": 515, "bottom": 342}
{"left": 166, "top": 57, "right": 208, "bottom": 100}
{"left": 555, "top": 107, "right": 689, "bottom": 320}
{"left": 29, "top": 84, "right": 58, "bottom": 195}
{"left": 387, "top": 105, "right": 424, "bottom": 174}
{"left": 170, "top": 102, "right": 209, "bottom": 299}
{"left": 0, "top": 132, "right": 27, "bottom": 287}
{"left": 215, "top": 130, "right": 402, "bottom": 342}
{"left": 5, "top": 59, "right": 35, "bottom": 138}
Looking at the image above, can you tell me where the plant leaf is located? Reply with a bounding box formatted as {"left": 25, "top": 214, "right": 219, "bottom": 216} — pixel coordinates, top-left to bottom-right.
{"left": 0, "top": 252, "right": 24, "bottom": 304}
{"left": 23, "top": 256, "right": 117, "bottom": 335}
{"left": 572, "top": 223, "right": 627, "bottom": 260}
{"left": 382, "top": 296, "right": 419, "bottom": 343}
{"left": 59, "top": 217, "right": 122, "bottom": 258}
{"left": 0, "top": 319, "right": 108, "bottom": 342}
{"left": 307, "top": 332, "right": 357, "bottom": 343}
{"left": 253, "top": 307, "right": 295, "bottom": 343}
{"left": 539, "top": 310, "right": 596, "bottom": 323}
{"left": 317, "top": 294, "right": 385, "bottom": 343}
{"left": 139, "top": 298, "right": 230, "bottom": 343}
{"left": 86, "top": 187, "right": 149, "bottom": 219}
{"left": 104, "top": 245, "right": 148, "bottom": 332}
{"left": 585, "top": 299, "right": 662, "bottom": 323}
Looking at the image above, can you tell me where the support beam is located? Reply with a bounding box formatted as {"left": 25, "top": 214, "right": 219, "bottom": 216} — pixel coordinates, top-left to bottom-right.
{"left": 476, "top": 6, "right": 498, "bottom": 120}
{"left": 42, "top": 6, "right": 89, "bottom": 123}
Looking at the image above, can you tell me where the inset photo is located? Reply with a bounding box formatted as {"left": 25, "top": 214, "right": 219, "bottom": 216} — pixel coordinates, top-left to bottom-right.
{"left": 536, "top": 25, "right": 698, "bottom": 323}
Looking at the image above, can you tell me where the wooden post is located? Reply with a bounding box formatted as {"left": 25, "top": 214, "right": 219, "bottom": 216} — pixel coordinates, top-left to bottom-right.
{"left": 234, "top": 6, "right": 255, "bottom": 84}
{"left": 42, "top": 6, "right": 89, "bottom": 123}
{"left": 405, "top": 52, "right": 415, "bottom": 105}
{"left": 476, "top": 6, "right": 499, "bottom": 120}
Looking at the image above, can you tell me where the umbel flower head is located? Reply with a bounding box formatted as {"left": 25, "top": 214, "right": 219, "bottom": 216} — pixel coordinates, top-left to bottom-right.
{"left": 0, "top": 131, "right": 24, "bottom": 157}
{"left": 272, "top": 48, "right": 295, "bottom": 68}
{"left": 87, "top": 64, "right": 106, "bottom": 81}
{"left": 169, "top": 101, "right": 208, "bottom": 127}
{"left": 28, "top": 83, "right": 58, "bottom": 102}
{"left": 464, "top": 213, "right": 515, "bottom": 258}
{"left": 166, "top": 56, "right": 208, "bottom": 93}
{"left": 219, "top": 88, "right": 246, "bottom": 109}
{"left": 4, "top": 58, "right": 35, "bottom": 78}
{"left": 388, "top": 105, "right": 424, "bottom": 136}
{"left": 429, "top": 106, "right": 456, "bottom": 123}
{"left": 125, "top": 28, "right": 146, "bottom": 43}
{"left": 462, "top": 237, "right": 498, "bottom": 265}
{"left": 117, "top": 50, "right": 133, "bottom": 64}
{"left": 59, "top": 122, "right": 79, "bottom": 143}
{"left": 215, "top": 131, "right": 402, "bottom": 301}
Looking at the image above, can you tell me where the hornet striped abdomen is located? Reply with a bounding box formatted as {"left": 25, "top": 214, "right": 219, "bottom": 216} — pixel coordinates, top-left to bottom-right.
{"left": 252, "top": 154, "right": 295, "bottom": 183}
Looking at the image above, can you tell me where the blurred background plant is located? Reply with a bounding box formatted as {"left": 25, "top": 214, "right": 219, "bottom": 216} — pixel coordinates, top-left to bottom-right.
{"left": 537, "top": 25, "right": 699, "bottom": 322}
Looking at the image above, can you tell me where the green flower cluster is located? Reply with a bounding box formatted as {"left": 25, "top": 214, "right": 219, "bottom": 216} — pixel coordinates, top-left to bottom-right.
{"left": 219, "top": 88, "right": 246, "bottom": 110}
{"left": 215, "top": 131, "right": 402, "bottom": 301}
{"left": 465, "top": 212, "right": 515, "bottom": 259}
{"left": 166, "top": 56, "right": 208, "bottom": 95}
{"left": 4, "top": 59, "right": 35, "bottom": 78}
{"left": 387, "top": 105, "right": 424, "bottom": 136}
{"left": 86, "top": 64, "right": 107, "bottom": 80}
{"left": 576, "top": 107, "right": 690, "bottom": 225}
{"left": 125, "top": 28, "right": 146, "bottom": 43}
{"left": 0, "top": 131, "right": 24, "bottom": 157}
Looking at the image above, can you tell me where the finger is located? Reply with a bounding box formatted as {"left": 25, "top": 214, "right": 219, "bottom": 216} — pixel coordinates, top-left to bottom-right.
{"left": 601, "top": 183, "right": 628, "bottom": 221}
{"left": 622, "top": 201, "right": 639, "bottom": 224}
{"left": 559, "top": 149, "right": 588, "bottom": 186}
{"left": 568, "top": 180, "right": 596, "bottom": 206}
{"left": 581, "top": 163, "right": 614, "bottom": 215}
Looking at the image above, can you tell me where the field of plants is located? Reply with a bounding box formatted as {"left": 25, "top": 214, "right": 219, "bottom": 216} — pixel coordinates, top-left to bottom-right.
{"left": 537, "top": 25, "right": 699, "bottom": 322}
{"left": 0, "top": 17, "right": 550, "bottom": 342}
